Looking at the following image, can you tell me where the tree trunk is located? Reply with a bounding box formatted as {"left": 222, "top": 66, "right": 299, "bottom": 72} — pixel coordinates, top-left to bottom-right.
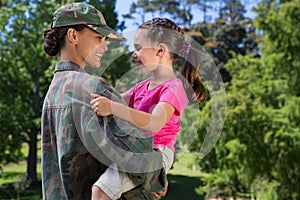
{"left": 27, "top": 126, "right": 38, "bottom": 188}
{"left": 27, "top": 79, "right": 40, "bottom": 188}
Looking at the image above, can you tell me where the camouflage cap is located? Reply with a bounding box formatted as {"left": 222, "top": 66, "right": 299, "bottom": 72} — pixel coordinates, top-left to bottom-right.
{"left": 51, "top": 3, "right": 125, "bottom": 41}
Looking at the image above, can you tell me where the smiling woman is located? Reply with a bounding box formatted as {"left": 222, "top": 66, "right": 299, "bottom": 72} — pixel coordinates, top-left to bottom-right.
{"left": 42, "top": 3, "right": 166, "bottom": 200}
{"left": 64, "top": 27, "right": 108, "bottom": 68}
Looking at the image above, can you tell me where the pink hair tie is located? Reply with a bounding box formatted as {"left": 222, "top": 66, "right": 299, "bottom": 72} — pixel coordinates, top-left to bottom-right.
{"left": 180, "top": 43, "right": 191, "bottom": 57}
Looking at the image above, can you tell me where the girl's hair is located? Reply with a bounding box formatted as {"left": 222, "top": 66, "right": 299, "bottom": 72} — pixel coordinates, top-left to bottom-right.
{"left": 139, "top": 18, "right": 206, "bottom": 103}
{"left": 44, "top": 24, "right": 86, "bottom": 56}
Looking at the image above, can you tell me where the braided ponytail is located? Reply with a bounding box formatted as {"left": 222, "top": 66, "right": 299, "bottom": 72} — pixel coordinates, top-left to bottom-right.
{"left": 181, "top": 46, "right": 206, "bottom": 103}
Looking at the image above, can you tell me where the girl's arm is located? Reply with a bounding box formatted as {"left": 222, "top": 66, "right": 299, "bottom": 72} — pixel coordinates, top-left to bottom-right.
{"left": 91, "top": 94, "right": 175, "bottom": 133}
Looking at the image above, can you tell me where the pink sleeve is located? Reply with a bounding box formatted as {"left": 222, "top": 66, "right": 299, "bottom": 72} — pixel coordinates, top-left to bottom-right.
{"left": 159, "top": 80, "right": 188, "bottom": 116}
{"left": 123, "top": 78, "right": 150, "bottom": 107}
{"left": 123, "top": 86, "right": 135, "bottom": 107}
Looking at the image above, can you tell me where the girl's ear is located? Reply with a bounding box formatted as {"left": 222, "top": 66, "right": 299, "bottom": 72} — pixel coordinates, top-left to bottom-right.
{"left": 156, "top": 43, "right": 167, "bottom": 56}
{"left": 66, "top": 28, "right": 79, "bottom": 44}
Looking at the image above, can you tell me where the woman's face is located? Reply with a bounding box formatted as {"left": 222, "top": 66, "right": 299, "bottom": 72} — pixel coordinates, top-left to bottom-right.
{"left": 76, "top": 27, "right": 108, "bottom": 68}
{"left": 131, "top": 29, "right": 160, "bottom": 73}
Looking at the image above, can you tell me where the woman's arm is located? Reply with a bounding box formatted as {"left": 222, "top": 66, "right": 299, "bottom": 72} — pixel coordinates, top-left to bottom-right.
{"left": 91, "top": 94, "right": 175, "bottom": 133}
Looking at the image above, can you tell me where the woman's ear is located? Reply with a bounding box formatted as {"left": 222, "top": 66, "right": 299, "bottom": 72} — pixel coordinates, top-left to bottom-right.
{"left": 66, "top": 28, "right": 79, "bottom": 44}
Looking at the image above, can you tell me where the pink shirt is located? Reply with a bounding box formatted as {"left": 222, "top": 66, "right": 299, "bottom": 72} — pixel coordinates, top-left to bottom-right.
{"left": 124, "top": 77, "right": 188, "bottom": 152}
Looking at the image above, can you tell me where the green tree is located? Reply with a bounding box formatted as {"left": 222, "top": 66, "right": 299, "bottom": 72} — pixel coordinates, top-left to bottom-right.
{"left": 219, "top": 0, "right": 246, "bottom": 23}
{"left": 125, "top": 0, "right": 210, "bottom": 26}
{"left": 254, "top": 0, "right": 300, "bottom": 94}
{"left": 125, "top": 0, "right": 160, "bottom": 24}
{"left": 196, "top": 0, "right": 300, "bottom": 199}
{"left": 187, "top": 17, "right": 259, "bottom": 82}
{"left": 88, "top": 0, "right": 126, "bottom": 31}
{"left": 176, "top": 0, "right": 219, "bottom": 25}
{"left": 0, "top": 0, "right": 58, "bottom": 186}
{"left": 195, "top": 0, "right": 216, "bottom": 24}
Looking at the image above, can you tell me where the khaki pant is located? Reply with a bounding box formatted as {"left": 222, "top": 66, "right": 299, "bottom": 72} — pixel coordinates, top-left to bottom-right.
{"left": 94, "top": 147, "right": 174, "bottom": 200}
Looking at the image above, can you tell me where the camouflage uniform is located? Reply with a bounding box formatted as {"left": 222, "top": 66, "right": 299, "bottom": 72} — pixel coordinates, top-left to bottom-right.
{"left": 41, "top": 61, "right": 166, "bottom": 200}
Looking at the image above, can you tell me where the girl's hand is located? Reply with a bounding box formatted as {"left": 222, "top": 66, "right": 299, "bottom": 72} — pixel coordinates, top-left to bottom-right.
{"left": 90, "top": 94, "right": 112, "bottom": 116}
{"left": 151, "top": 179, "right": 168, "bottom": 199}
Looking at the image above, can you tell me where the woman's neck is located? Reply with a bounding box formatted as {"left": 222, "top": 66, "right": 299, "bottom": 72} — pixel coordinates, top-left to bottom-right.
{"left": 60, "top": 46, "right": 85, "bottom": 68}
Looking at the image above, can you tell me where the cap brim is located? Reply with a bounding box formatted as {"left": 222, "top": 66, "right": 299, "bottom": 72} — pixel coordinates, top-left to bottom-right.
{"left": 87, "top": 24, "right": 125, "bottom": 41}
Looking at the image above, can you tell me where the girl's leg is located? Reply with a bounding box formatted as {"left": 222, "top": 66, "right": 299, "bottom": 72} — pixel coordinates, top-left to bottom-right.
{"left": 92, "top": 186, "right": 111, "bottom": 200}
{"left": 92, "top": 147, "right": 173, "bottom": 199}
{"left": 159, "top": 147, "right": 174, "bottom": 173}
{"left": 92, "top": 163, "right": 137, "bottom": 200}
{"left": 151, "top": 147, "right": 174, "bottom": 198}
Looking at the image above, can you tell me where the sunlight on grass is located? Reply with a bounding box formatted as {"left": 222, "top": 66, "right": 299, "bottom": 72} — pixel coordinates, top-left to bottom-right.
{"left": 169, "top": 151, "right": 202, "bottom": 177}
{"left": 162, "top": 152, "right": 203, "bottom": 199}
{"left": 0, "top": 160, "right": 42, "bottom": 185}
{"left": 0, "top": 143, "right": 203, "bottom": 200}
{"left": 0, "top": 143, "right": 42, "bottom": 185}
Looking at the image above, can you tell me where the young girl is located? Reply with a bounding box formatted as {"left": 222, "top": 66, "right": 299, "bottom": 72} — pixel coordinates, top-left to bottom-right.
{"left": 91, "top": 18, "right": 206, "bottom": 200}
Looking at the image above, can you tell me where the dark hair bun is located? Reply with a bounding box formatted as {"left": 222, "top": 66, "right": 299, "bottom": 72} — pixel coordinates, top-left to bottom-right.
{"left": 44, "top": 28, "right": 59, "bottom": 56}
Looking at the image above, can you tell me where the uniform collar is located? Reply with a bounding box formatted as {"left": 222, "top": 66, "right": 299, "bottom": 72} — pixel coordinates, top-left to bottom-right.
{"left": 54, "top": 61, "right": 85, "bottom": 73}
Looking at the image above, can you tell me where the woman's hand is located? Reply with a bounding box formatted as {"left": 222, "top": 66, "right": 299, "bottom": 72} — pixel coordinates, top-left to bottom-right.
{"left": 90, "top": 94, "right": 113, "bottom": 116}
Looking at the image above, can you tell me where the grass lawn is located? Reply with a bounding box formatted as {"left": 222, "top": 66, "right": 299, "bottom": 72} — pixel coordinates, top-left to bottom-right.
{"left": 161, "top": 152, "right": 204, "bottom": 199}
{"left": 0, "top": 143, "right": 42, "bottom": 199}
{"left": 0, "top": 148, "right": 203, "bottom": 200}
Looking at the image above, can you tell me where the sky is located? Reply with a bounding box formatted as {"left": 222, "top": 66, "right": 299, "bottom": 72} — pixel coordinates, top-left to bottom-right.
{"left": 114, "top": 0, "right": 259, "bottom": 50}
{"left": 115, "top": 0, "right": 259, "bottom": 31}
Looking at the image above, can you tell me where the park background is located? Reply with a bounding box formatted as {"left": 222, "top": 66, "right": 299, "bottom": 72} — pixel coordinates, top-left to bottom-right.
{"left": 0, "top": 0, "right": 300, "bottom": 199}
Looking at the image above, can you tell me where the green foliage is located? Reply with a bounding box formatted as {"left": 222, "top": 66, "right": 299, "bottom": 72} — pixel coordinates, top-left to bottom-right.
{"left": 197, "top": 53, "right": 300, "bottom": 199}
{"left": 0, "top": 1, "right": 57, "bottom": 175}
{"left": 219, "top": 0, "right": 246, "bottom": 23}
{"left": 193, "top": 1, "right": 300, "bottom": 199}
{"left": 251, "top": 178, "right": 280, "bottom": 200}
{"left": 254, "top": 0, "right": 300, "bottom": 94}
{"left": 88, "top": 0, "right": 126, "bottom": 31}
{"left": 126, "top": 0, "right": 248, "bottom": 27}
{"left": 176, "top": 104, "right": 200, "bottom": 152}
{"left": 126, "top": 0, "right": 219, "bottom": 26}
{"left": 189, "top": 18, "right": 259, "bottom": 69}
{"left": 0, "top": 100, "right": 27, "bottom": 166}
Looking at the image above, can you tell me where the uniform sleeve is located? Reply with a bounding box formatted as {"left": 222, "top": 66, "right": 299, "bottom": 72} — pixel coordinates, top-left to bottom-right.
{"left": 71, "top": 73, "right": 166, "bottom": 192}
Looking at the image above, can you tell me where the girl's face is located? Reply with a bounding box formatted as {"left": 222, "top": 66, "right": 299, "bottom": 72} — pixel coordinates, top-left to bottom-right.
{"left": 76, "top": 27, "right": 108, "bottom": 68}
{"left": 131, "top": 29, "right": 160, "bottom": 73}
